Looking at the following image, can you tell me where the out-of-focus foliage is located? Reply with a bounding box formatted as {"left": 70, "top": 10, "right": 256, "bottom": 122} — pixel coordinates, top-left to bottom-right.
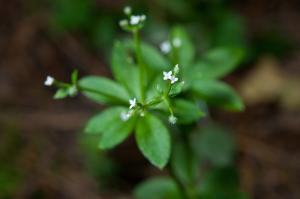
{"left": 0, "top": 123, "right": 24, "bottom": 199}
{"left": 79, "top": 133, "right": 118, "bottom": 189}
{"left": 135, "top": 123, "right": 247, "bottom": 199}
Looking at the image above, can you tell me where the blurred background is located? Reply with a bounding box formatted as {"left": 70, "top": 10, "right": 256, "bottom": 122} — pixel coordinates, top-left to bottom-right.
{"left": 0, "top": 0, "right": 299, "bottom": 198}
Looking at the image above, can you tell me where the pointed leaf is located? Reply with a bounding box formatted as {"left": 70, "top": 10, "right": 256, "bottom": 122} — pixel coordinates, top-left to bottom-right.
{"left": 84, "top": 107, "right": 134, "bottom": 149}
{"left": 191, "top": 80, "right": 244, "bottom": 111}
{"left": 79, "top": 76, "right": 130, "bottom": 104}
{"left": 53, "top": 88, "right": 69, "bottom": 99}
{"left": 169, "top": 81, "right": 185, "bottom": 97}
{"left": 136, "top": 113, "right": 171, "bottom": 169}
{"left": 190, "top": 47, "right": 244, "bottom": 80}
{"left": 141, "top": 42, "right": 170, "bottom": 71}
{"left": 173, "top": 99, "right": 205, "bottom": 124}
{"left": 111, "top": 41, "right": 141, "bottom": 99}
{"left": 134, "top": 177, "right": 181, "bottom": 199}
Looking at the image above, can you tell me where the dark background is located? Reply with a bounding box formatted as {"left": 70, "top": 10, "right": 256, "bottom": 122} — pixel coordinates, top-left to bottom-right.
{"left": 0, "top": 0, "right": 299, "bottom": 198}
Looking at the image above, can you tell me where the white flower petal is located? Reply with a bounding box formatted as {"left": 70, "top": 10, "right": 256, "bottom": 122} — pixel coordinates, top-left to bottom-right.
{"left": 129, "top": 98, "right": 137, "bottom": 109}
{"left": 130, "top": 15, "right": 140, "bottom": 25}
{"left": 168, "top": 115, "right": 177, "bottom": 124}
{"left": 160, "top": 41, "right": 171, "bottom": 54}
{"left": 44, "top": 76, "right": 54, "bottom": 86}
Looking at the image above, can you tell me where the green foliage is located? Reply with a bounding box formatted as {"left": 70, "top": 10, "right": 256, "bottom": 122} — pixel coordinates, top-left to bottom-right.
{"left": 169, "top": 81, "right": 185, "bottom": 97}
{"left": 47, "top": 6, "right": 247, "bottom": 198}
{"left": 191, "top": 124, "right": 236, "bottom": 166}
{"left": 173, "top": 99, "right": 205, "bottom": 124}
{"left": 111, "top": 41, "right": 141, "bottom": 99}
{"left": 134, "top": 177, "right": 181, "bottom": 199}
{"left": 171, "top": 26, "right": 195, "bottom": 67}
{"left": 84, "top": 107, "right": 135, "bottom": 149}
{"left": 171, "top": 140, "right": 198, "bottom": 186}
{"left": 188, "top": 47, "right": 244, "bottom": 80}
{"left": 51, "top": 0, "right": 94, "bottom": 31}
{"left": 141, "top": 42, "right": 170, "bottom": 71}
{"left": 136, "top": 113, "right": 171, "bottom": 169}
{"left": 196, "top": 167, "right": 248, "bottom": 199}
{"left": 79, "top": 76, "right": 130, "bottom": 104}
{"left": 192, "top": 80, "right": 244, "bottom": 111}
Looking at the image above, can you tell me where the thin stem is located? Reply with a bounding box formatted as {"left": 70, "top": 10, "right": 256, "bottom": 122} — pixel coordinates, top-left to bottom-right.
{"left": 133, "top": 29, "right": 146, "bottom": 103}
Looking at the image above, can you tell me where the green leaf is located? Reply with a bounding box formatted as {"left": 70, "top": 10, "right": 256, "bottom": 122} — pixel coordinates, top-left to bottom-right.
{"left": 196, "top": 167, "right": 248, "bottom": 199}
{"left": 136, "top": 113, "right": 171, "bottom": 169}
{"left": 173, "top": 99, "right": 205, "bottom": 124}
{"left": 141, "top": 42, "right": 170, "bottom": 71}
{"left": 51, "top": 0, "right": 94, "bottom": 31}
{"left": 190, "top": 124, "right": 236, "bottom": 166}
{"left": 79, "top": 76, "right": 130, "bottom": 104}
{"left": 191, "top": 80, "right": 244, "bottom": 111}
{"left": 84, "top": 107, "right": 134, "bottom": 149}
{"left": 134, "top": 177, "right": 181, "bottom": 199}
{"left": 171, "top": 140, "right": 198, "bottom": 187}
{"left": 189, "top": 47, "right": 244, "bottom": 80}
{"left": 111, "top": 41, "right": 141, "bottom": 99}
{"left": 71, "top": 69, "right": 78, "bottom": 84}
{"left": 169, "top": 81, "right": 185, "bottom": 97}
{"left": 171, "top": 26, "right": 195, "bottom": 67}
{"left": 53, "top": 88, "right": 69, "bottom": 99}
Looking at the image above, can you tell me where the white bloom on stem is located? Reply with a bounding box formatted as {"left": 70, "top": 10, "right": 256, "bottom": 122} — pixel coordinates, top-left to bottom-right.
{"left": 173, "top": 38, "right": 181, "bottom": 47}
{"left": 160, "top": 41, "right": 171, "bottom": 54}
{"left": 140, "top": 15, "right": 146, "bottom": 21}
{"left": 129, "top": 98, "right": 137, "bottom": 109}
{"left": 44, "top": 76, "right": 54, "bottom": 86}
{"left": 124, "top": 6, "right": 132, "bottom": 15}
{"left": 163, "top": 70, "right": 178, "bottom": 84}
{"left": 168, "top": 115, "right": 177, "bottom": 124}
{"left": 163, "top": 71, "right": 173, "bottom": 81}
{"left": 120, "top": 110, "right": 133, "bottom": 121}
{"left": 120, "top": 111, "right": 129, "bottom": 121}
{"left": 130, "top": 15, "right": 141, "bottom": 25}
{"left": 170, "top": 76, "right": 178, "bottom": 84}
{"left": 119, "top": 19, "right": 128, "bottom": 27}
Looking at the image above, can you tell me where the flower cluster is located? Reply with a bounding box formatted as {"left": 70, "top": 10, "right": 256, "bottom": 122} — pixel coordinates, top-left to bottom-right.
{"left": 120, "top": 97, "right": 137, "bottom": 121}
{"left": 119, "top": 6, "right": 146, "bottom": 31}
{"left": 163, "top": 64, "right": 179, "bottom": 84}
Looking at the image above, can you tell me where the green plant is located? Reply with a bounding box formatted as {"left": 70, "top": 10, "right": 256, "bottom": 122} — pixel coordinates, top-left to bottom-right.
{"left": 45, "top": 6, "right": 246, "bottom": 199}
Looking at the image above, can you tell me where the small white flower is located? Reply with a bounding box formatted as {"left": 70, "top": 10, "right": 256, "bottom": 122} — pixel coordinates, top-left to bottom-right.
{"left": 160, "top": 41, "right": 171, "bottom": 54}
{"left": 120, "top": 110, "right": 134, "bottom": 121}
{"left": 129, "top": 98, "right": 137, "bottom": 109}
{"left": 120, "top": 111, "right": 129, "bottom": 121}
{"left": 119, "top": 19, "right": 128, "bottom": 27}
{"left": 140, "top": 111, "right": 145, "bottom": 117}
{"left": 163, "top": 71, "right": 173, "bottom": 81}
{"left": 168, "top": 115, "right": 177, "bottom": 124}
{"left": 170, "top": 76, "right": 178, "bottom": 84}
{"left": 173, "top": 38, "right": 181, "bottom": 48}
{"left": 140, "top": 15, "right": 146, "bottom": 21}
{"left": 130, "top": 15, "right": 141, "bottom": 25}
{"left": 173, "top": 64, "right": 179, "bottom": 74}
{"left": 124, "top": 6, "right": 131, "bottom": 15}
{"left": 44, "top": 76, "right": 54, "bottom": 86}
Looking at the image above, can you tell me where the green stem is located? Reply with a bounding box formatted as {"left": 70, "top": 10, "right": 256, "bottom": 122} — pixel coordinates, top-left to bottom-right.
{"left": 133, "top": 29, "right": 146, "bottom": 103}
